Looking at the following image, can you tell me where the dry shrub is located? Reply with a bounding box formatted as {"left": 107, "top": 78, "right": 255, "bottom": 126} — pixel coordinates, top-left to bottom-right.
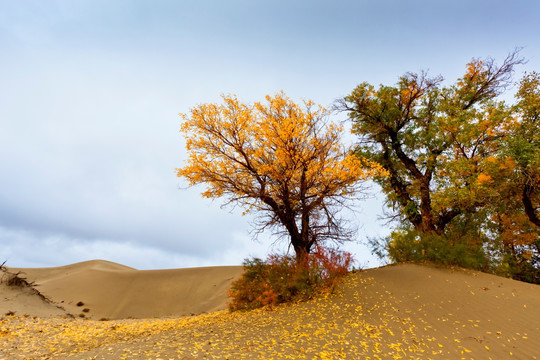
{"left": 0, "top": 262, "right": 35, "bottom": 288}
{"left": 228, "top": 246, "right": 354, "bottom": 311}
{"left": 0, "top": 261, "right": 54, "bottom": 304}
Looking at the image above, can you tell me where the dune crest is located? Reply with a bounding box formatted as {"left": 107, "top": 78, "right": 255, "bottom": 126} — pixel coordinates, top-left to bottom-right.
{"left": 62, "top": 259, "right": 137, "bottom": 271}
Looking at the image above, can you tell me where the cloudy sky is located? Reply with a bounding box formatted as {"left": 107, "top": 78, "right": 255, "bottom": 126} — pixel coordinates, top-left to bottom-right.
{"left": 1, "top": 0, "right": 539, "bottom": 269}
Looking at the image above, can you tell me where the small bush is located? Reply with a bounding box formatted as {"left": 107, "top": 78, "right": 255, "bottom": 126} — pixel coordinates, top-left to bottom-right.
{"left": 492, "top": 245, "right": 540, "bottom": 284}
{"left": 384, "top": 228, "right": 489, "bottom": 271}
{"left": 228, "top": 246, "right": 354, "bottom": 311}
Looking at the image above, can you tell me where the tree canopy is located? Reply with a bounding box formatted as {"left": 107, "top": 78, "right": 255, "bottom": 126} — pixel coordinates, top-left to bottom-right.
{"left": 340, "top": 51, "right": 539, "bottom": 282}
{"left": 511, "top": 71, "right": 540, "bottom": 228}
{"left": 177, "top": 92, "right": 385, "bottom": 261}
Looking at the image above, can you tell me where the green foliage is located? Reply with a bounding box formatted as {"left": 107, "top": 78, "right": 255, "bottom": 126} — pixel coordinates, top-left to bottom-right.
{"left": 382, "top": 225, "right": 489, "bottom": 271}
{"left": 343, "top": 51, "right": 540, "bottom": 284}
{"left": 369, "top": 219, "right": 540, "bottom": 283}
{"left": 228, "top": 247, "right": 354, "bottom": 311}
{"left": 489, "top": 235, "right": 540, "bottom": 284}
{"left": 340, "top": 54, "right": 523, "bottom": 235}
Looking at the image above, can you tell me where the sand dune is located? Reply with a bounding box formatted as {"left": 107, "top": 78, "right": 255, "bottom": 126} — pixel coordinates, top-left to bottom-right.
{"left": 1, "top": 262, "right": 539, "bottom": 359}
{"left": 8, "top": 260, "right": 243, "bottom": 319}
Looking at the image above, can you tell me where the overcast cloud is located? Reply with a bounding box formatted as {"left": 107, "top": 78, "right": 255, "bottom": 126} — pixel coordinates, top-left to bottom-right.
{"left": 1, "top": 0, "right": 539, "bottom": 269}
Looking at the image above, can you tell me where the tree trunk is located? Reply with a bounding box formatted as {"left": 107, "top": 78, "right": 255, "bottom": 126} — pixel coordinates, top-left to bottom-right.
{"left": 523, "top": 185, "right": 540, "bottom": 227}
{"left": 293, "top": 245, "right": 310, "bottom": 265}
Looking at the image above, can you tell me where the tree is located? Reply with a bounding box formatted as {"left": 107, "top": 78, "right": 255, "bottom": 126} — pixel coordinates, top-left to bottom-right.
{"left": 339, "top": 51, "right": 540, "bottom": 281}
{"left": 177, "top": 92, "right": 384, "bottom": 262}
{"left": 511, "top": 71, "right": 540, "bottom": 227}
{"left": 338, "top": 52, "right": 524, "bottom": 238}
{"left": 484, "top": 71, "right": 540, "bottom": 282}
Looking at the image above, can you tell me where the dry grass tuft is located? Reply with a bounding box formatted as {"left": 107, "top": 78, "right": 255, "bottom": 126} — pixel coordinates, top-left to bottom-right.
{"left": 0, "top": 261, "right": 56, "bottom": 306}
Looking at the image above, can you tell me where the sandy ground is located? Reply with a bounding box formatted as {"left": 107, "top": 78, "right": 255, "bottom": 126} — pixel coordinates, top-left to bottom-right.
{"left": 0, "top": 261, "right": 539, "bottom": 359}
{"left": 4, "top": 260, "right": 243, "bottom": 320}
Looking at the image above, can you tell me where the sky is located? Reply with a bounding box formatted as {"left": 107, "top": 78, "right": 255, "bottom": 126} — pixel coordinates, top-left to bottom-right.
{"left": 1, "top": 0, "right": 539, "bottom": 270}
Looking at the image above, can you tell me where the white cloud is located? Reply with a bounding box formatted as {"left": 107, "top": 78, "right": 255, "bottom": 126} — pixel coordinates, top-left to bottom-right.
{"left": 0, "top": 225, "right": 269, "bottom": 270}
{"left": 1, "top": 0, "right": 538, "bottom": 270}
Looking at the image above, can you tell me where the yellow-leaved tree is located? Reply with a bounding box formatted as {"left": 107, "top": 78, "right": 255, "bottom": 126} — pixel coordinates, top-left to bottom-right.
{"left": 177, "top": 92, "right": 385, "bottom": 262}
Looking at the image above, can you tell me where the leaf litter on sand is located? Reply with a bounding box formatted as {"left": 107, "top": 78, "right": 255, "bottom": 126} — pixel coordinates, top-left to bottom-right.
{"left": 1, "top": 265, "right": 538, "bottom": 359}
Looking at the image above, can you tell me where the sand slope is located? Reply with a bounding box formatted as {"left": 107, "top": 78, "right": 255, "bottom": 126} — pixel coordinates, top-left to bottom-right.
{"left": 0, "top": 283, "right": 67, "bottom": 318}
{"left": 9, "top": 260, "right": 243, "bottom": 319}
{"left": 340, "top": 263, "right": 540, "bottom": 358}
{"left": 1, "top": 262, "right": 539, "bottom": 359}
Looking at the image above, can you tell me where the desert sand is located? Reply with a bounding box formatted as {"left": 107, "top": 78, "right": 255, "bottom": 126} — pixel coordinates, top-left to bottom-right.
{"left": 5, "top": 260, "right": 243, "bottom": 320}
{"left": 1, "top": 261, "right": 539, "bottom": 359}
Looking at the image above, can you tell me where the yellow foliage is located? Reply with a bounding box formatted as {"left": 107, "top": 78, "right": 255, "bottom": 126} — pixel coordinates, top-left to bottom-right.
{"left": 476, "top": 173, "right": 493, "bottom": 185}
{"left": 177, "top": 91, "right": 385, "bottom": 215}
